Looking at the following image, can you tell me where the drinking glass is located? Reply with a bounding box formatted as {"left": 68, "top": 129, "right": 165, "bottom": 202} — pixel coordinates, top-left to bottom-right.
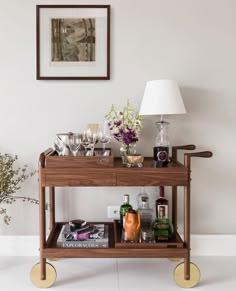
{"left": 81, "top": 130, "right": 92, "bottom": 156}
{"left": 54, "top": 137, "right": 64, "bottom": 156}
{"left": 68, "top": 133, "right": 82, "bottom": 156}
{"left": 98, "top": 120, "right": 111, "bottom": 155}
{"left": 86, "top": 125, "right": 99, "bottom": 156}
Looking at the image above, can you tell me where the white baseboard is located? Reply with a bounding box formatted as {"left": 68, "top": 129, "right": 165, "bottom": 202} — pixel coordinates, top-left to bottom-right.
{"left": 0, "top": 235, "right": 235, "bottom": 256}
{"left": 0, "top": 235, "right": 39, "bottom": 256}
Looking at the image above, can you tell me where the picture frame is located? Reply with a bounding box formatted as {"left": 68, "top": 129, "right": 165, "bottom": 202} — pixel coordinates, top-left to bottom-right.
{"left": 36, "top": 5, "right": 110, "bottom": 80}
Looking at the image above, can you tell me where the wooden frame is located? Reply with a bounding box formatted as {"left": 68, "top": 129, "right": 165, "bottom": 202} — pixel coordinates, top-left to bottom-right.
{"left": 36, "top": 5, "right": 110, "bottom": 80}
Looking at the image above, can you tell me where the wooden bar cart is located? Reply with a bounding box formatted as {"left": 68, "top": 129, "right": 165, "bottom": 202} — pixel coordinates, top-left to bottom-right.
{"left": 30, "top": 145, "right": 212, "bottom": 288}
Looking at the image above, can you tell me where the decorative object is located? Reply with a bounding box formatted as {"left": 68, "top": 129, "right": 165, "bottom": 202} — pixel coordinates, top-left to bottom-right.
{"left": 47, "top": 148, "right": 114, "bottom": 168}
{"left": 123, "top": 209, "right": 141, "bottom": 242}
{"left": 126, "top": 154, "right": 144, "bottom": 168}
{"left": 0, "top": 153, "right": 37, "bottom": 224}
{"left": 119, "top": 143, "right": 136, "bottom": 164}
{"left": 36, "top": 5, "right": 110, "bottom": 80}
{"left": 139, "top": 80, "right": 186, "bottom": 167}
{"left": 106, "top": 100, "right": 142, "bottom": 164}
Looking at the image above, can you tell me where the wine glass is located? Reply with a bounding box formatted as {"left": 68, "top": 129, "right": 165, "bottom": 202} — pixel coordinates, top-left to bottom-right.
{"left": 54, "top": 137, "right": 64, "bottom": 156}
{"left": 86, "top": 125, "right": 99, "bottom": 156}
{"left": 81, "top": 130, "right": 92, "bottom": 156}
{"left": 98, "top": 120, "right": 111, "bottom": 155}
{"left": 68, "top": 133, "right": 82, "bottom": 156}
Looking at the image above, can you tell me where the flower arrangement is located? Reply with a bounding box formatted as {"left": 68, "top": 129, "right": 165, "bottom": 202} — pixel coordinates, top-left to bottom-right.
{"left": 105, "top": 100, "right": 142, "bottom": 149}
{"left": 0, "top": 153, "right": 37, "bottom": 224}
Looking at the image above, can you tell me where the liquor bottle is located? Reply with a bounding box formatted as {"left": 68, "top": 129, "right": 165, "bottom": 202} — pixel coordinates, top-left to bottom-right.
{"left": 137, "top": 187, "right": 149, "bottom": 210}
{"left": 137, "top": 194, "right": 153, "bottom": 242}
{"left": 152, "top": 206, "right": 173, "bottom": 241}
{"left": 155, "top": 186, "right": 168, "bottom": 218}
{"left": 120, "top": 194, "right": 132, "bottom": 230}
{"left": 153, "top": 121, "right": 170, "bottom": 167}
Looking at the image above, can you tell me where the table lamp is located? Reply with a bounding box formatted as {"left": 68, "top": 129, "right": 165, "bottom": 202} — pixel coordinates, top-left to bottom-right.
{"left": 139, "top": 80, "right": 186, "bottom": 167}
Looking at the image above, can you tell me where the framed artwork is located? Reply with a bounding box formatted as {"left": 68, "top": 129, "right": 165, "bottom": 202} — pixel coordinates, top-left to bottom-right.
{"left": 36, "top": 5, "right": 110, "bottom": 80}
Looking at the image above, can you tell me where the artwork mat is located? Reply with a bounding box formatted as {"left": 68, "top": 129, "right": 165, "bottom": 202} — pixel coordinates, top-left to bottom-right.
{"left": 36, "top": 5, "right": 110, "bottom": 80}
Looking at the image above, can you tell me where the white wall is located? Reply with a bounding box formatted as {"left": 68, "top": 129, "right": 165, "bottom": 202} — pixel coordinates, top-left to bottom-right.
{"left": 0, "top": 0, "right": 235, "bottom": 235}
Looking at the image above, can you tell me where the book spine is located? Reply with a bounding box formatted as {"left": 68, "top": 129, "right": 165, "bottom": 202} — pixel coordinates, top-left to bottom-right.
{"left": 57, "top": 241, "right": 108, "bottom": 248}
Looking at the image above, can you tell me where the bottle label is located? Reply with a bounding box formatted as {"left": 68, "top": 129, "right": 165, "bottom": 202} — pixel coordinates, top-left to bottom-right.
{"left": 153, "top": 146, "right": 169, "bottom": 162}
{"left": 157, "top": 150, "right": 168, "bottom": 161}
{"left": 157, "top": 205, "right": 168, "bottom": 218}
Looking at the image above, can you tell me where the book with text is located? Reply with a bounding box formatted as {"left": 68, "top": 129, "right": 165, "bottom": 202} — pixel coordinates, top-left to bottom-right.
{"left": 57, "top": 224, "right": 109, "bottom": 248}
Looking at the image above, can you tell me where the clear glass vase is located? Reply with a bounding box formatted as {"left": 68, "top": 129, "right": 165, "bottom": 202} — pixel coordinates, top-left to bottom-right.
{"left": 120, "top": 143, "right": 136, "bottom": 164}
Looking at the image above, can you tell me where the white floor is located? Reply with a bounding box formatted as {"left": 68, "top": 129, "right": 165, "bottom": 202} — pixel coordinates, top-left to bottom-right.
{"left": 1, "top": 256, "right": 236, "bottom": 290}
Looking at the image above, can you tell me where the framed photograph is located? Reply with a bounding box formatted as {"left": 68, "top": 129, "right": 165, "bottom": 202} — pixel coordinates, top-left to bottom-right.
{"left": 36, "top": 5, "right": 110, "bottom": 80}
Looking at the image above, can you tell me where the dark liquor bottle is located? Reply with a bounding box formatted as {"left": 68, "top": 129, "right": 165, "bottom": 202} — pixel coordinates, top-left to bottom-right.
{"left": 155, "top": 186, "right": 168, "bottom": 218}
{"left": 153, "top": 146, "right": 169, "bottom": 167}
{"left": 153, "top": 186, "right": 172, "bottom": 241}
{"left": 153, "top": 121, "right": 170, "bottom": 167}
{"left": 120, "top": 194, "right": 132, "bottom": 230}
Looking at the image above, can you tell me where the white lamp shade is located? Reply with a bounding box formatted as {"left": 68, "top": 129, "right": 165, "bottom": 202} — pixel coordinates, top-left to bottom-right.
{"left": 139, "top": 80, "right": 186, "bottom": 116}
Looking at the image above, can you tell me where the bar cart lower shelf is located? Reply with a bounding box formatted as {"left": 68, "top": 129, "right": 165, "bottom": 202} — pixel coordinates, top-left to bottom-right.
{"left": 30, "top": 145, "right": 212, "bottom": 288}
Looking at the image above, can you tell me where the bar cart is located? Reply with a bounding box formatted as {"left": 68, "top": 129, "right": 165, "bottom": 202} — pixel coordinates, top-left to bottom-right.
{"left": 30, "top": 144, "right": 212, "bottom": 288}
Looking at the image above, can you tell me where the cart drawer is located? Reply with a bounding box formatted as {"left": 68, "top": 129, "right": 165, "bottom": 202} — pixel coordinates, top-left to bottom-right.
{"left": 116, "top": 173, "right": 188, "bottom": 186}
{"left": 45, "top": 173, "right": 116, "bottom": 186}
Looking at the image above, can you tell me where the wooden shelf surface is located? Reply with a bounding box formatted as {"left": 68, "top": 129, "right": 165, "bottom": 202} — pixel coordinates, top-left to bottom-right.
{"left": 42, "top": 222, "right": 187, "bottom": 259}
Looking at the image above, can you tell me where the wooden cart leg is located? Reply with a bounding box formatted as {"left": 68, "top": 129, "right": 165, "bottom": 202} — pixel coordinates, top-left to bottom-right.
{"left": 39, "top": 185, "right": 46, "bottom": 280}
{"left": 49, "top": 187, "right": 55, "bottom": 231}
{"left": 172, "top": 186, "right": 177, "bottom": 233}
{"left": 40, "top": 258, "right": 46, "bottom": 280}
{"left": 174, "top": 149, "right": 212, "bottom": 287}
{"left": 31, "top": 185, "right": 57, "bottom": 287}
{"left": 48, "top": 186, "right": 59, "bottom": 262}
{"left": 173, "top": 183, "right": 201, "bottom": 288}
{"left": 184, "top": 184, "right": 191, "bottom": 280}
{"left": 168, "top": 186, "right": 181, "bottom": 262}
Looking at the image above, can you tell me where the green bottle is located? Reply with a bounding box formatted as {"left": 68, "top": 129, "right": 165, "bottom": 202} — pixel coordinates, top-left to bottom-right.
{"left": 152, "top": 205, "right": 173, "bottom": 241}
{"left": 120, "top": 194, "right": 132, "bottom": 230}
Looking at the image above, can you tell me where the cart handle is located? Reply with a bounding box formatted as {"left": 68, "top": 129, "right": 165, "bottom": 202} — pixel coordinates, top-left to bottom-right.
{"left": 184, "top": 151, "right": 213, "bottom": 169}
{"left": 39, "top": 147, "right": 54, "bottom": 168}
{"left": 172, "top": 144, "right": 196, "bottom": 161}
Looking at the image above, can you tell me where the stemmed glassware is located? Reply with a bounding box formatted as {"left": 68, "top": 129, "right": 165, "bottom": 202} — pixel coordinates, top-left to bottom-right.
{"left": 68, "top": 133, "right": 82, "bottom": 156}
{"left": 81, "top": 131, "right": 91, "bottom": 155}
{"left": 81, "top": 125, "right": 98, "bottom": 156}
{"left": 54, "top": 137, "right": 65, "bottom": 156}
{"left": 55, "top": 122, "right": 111, "bottom": 157}
{"left": 85, "top": 125, "right": 99, "bottom": 156}
{"left": 98, "top": 120, "right": 111, "bottom": 155}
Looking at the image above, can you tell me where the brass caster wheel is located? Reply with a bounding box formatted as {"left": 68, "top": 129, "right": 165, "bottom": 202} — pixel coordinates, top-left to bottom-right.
{"left": 47, "top": 257, "right": 59, "bottom": 261}
{"left": 168, "top": 258, "right": 181, "bottom": 262}
{"left": 30, "top": 262, "right": 57, "bottom": 288}
{"left": 173, "top": 262, "right": 200, "bottom": 288}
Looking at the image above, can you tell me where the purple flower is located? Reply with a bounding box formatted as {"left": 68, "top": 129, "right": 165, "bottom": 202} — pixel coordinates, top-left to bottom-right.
{"left": 114, "top": 120, "right": 122, "bottom": 127}
{"left": 105, "top": 100, "right": 142, "bottom": 146}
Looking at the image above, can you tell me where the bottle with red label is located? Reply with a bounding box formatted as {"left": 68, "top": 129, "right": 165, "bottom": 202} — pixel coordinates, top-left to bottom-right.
{"left": 155, "top": 186, "right": 168, "bottom": 218}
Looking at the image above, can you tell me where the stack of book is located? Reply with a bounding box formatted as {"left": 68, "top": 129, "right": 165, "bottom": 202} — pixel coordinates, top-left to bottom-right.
{"left": 57, "top": 223, "right": 109, "bottom": 248}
